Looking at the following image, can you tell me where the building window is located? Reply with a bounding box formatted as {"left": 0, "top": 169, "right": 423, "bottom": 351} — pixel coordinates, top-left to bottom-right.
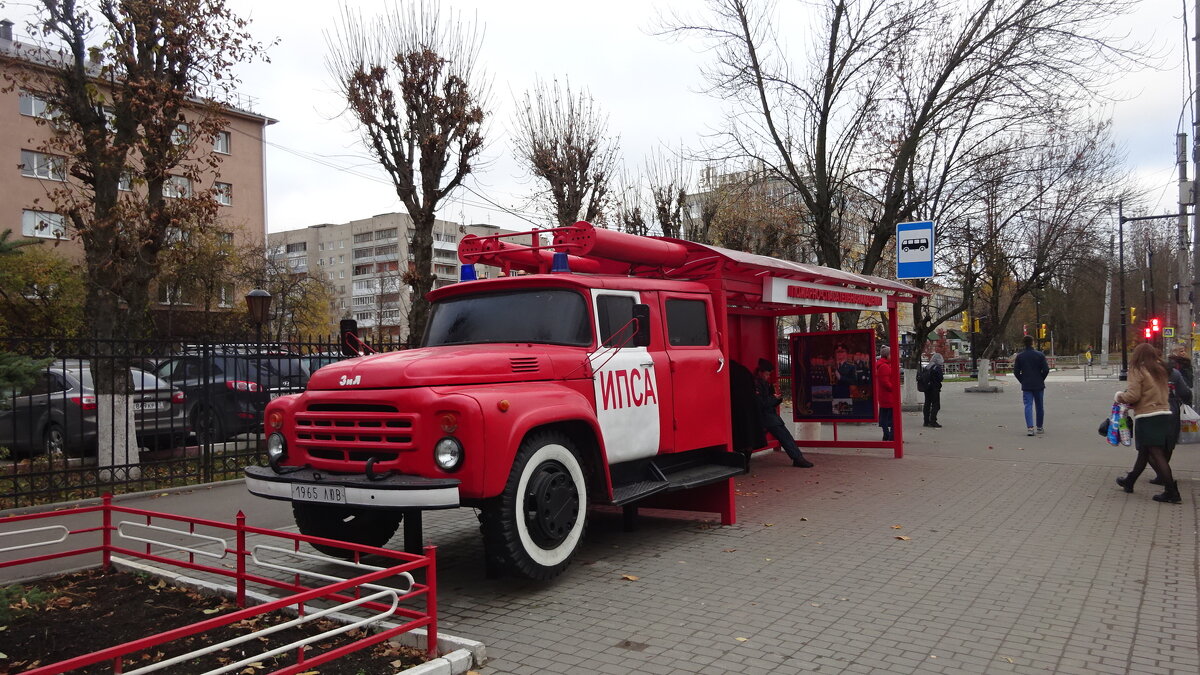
{"left": 338, "top": 255, "right": 344, "bottom": 264}
{"left": 158, "top": 283, "right": 190, "bottom": 305}
{"left": 213, "top": 130, "right": 231, "bottom": 154}
{"left": 318, "top": 242, "right": 325, "bottom": 252}
{"left": 340, "top": 240, "right": 345, "bottom": 248}
{"left": 353, "top": 248, "right": 373, "bottom": 260}
{"left": 218, "top": 232, "right": 234, "bottom": 246}
{"left": 218, "top": 283, "right": 234, "bottom": 308}
{"left": 374, "top": 244, "right": 398, "bottom": 257}
{"left": 339, "top": 270, "right": 345, "bottom": 279}
{"left": 171, "top": 122, "right": 190, "bottom": 146}
{"left": 353, "top": 264, "right": 372, "bottom": 276}
{"left": 20, "top": 150, "right": 65, "bottom": 181}
{"left": 163, "top": 175, "right": 193, "bottom": 198}
{"left": 375, "top": 228, "right": 397, "bottom": 240}
{"left": 327, "top": 272, "right": 334, "bottom": 280}
{"left": 19, "top": 92, "right": 54, "bottom": 119}
{"left": 381, "top": 309, "right": 401, "bottom": 321}
{"left": 353, "top": 296, "right": 375, "bottom": 307}
{"left": 21, "top": 210, "right": 67, "bottom": 239}
{"left": 353, "top": 232, "right": 374, "bottom": 244}
{"left": 214, "top": 182, "right": 232, "bottom": 206}
{"left": 339, "top": 285, "right": 346, "bottom": 294}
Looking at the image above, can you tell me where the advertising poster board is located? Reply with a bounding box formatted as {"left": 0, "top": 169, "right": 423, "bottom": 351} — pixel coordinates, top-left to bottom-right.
{"left": 789, "top": 329, "right": 877, "bottom": 422}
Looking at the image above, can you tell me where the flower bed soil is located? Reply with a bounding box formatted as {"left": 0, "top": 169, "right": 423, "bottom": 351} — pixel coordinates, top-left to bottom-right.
{"left": 0, "top": 568, "right": 425, "bottom": 674}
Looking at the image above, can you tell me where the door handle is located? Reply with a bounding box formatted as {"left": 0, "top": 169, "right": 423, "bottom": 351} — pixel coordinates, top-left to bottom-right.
{"left": 716, "top": 356, "right": 725, "bottom": 373}
{"left": 640, "top": 362, "right": 654, "bottom": 368}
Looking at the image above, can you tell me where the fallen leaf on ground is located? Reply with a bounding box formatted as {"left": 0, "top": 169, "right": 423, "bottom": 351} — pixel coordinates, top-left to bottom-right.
{"left": 722, "top": 549, "right": 737, "bottom": 553}
{"left": 620, "top": 574, "right": 639, "bottom": 581}
{"left": 735, "top": 637, "right": 748, "bottom": 642}
{"left": 799, "top": 517, "right": 808, "bottom": 521}
{"left": 763, "top": 523, "right": 774, "bottom": 527}
{"left": 895, "top": 535, "right": 911, "bottom": 541}
{"left": 202, "top": 608, "right": 220, "bottom": 615}
{"left": 891, "top": 524, "right": 902, "bottom": 529}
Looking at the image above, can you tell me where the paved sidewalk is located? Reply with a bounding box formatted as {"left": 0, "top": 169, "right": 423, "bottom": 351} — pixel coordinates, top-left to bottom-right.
{"left": 4, "top": 374, "right": 1198, "bottom": 674}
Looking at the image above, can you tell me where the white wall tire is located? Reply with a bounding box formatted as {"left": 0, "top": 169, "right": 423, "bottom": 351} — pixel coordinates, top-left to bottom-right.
{"left": 482, "top": 430, "right": 588, "bottom": 580}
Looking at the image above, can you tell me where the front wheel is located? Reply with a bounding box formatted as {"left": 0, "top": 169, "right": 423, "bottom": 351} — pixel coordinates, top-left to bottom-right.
{"left": 292, "top": 502, "right": 402, "bottom": 558}
{"left": 481, "top": 430, "right": 588, "bottom": 581}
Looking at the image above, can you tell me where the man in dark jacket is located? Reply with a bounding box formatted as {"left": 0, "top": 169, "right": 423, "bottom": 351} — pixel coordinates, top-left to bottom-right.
{"left": 922, "top": 352, "right": 945, "bottom": 428}
{"left": 754, "top": 358, "right": 813, "bottom": 468}
{"left": 1013, "top": 335, "right": 1050, "bottom": 436}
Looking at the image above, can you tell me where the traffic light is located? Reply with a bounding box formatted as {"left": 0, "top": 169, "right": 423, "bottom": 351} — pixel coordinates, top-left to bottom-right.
{"left": 1039, "top": 323, "right": 1047, "bottom": 339}
{"left": 973, "top": 318, "right": 981, "bottom": 332}
{"left": 1130, "top": 306, "right": 1136, "bottom": 324}
{"left": 1145, "top": 326, "right": 1152, "bottom": 339}
{"left": 961, "top": 312, "right": 969, "bottom": 332}
{"left": 1151, "top": 317, "right": 1161, "bottom": 334}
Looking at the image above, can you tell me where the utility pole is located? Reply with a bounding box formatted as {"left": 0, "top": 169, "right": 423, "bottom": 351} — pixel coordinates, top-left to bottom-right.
{"left": 1177, "top": 134, "right": 1191, "bottom": 351}
{"left": 1101, "top": 233, "right": 1112, "bottom": 367}
{"left": 1192, "top": 0, "right": 1200, "bottom": 391}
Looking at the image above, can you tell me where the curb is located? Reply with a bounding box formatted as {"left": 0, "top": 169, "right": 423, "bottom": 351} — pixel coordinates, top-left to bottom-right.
{"left": 112, "top": 556, "right": 486, "bottom": 674}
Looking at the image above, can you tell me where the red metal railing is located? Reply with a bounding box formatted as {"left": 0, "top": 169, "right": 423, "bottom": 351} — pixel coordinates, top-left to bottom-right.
{"left": 0, "top": 494, "right": 438, "bottom": 674}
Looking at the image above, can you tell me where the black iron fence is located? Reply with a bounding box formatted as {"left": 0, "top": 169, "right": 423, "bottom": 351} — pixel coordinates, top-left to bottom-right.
{"left": 0, "top": 335, "right": 407, "bottom": 509}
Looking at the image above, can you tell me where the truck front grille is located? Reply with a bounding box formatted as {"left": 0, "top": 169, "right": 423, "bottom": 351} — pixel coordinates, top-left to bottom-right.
{"left": 293, "top": 403, "right": 416, "bottom": 459}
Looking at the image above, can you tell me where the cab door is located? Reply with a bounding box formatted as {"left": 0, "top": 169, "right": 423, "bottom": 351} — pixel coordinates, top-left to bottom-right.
{"left": 591, "top": 290, "right": 662, "bottom": 464}
{"left": 660, "top": 293, "right": 727, "bottom": 452}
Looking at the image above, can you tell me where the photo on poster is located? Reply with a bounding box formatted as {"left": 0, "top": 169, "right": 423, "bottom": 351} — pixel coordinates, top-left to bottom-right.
{"left": 789, "top": 329, "right": 877, "bottom": 422}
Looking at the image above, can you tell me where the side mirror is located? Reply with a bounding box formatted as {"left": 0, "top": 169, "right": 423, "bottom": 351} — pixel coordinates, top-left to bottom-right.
{"left": 633, "top": 304, "right": 651, "bottom": 347}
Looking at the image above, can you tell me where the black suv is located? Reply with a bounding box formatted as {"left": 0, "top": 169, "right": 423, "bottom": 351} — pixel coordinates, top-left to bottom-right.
{"left": 154, "top": 354, "right": 308, "bottom": 444}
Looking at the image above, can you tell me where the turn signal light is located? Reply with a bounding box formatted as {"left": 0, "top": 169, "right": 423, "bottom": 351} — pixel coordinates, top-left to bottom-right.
{"left": 497, "top": 400, "right": 510, "bottom": 412}
{"left": 439, "top": 412, "right": 458, "bottom": 433}
{"left": 267, "top": 410, "right": 284, "bottom": 429}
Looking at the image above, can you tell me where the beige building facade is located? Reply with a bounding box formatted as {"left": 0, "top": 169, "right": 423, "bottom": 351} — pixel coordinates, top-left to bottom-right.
{"left": 1, "top": 20, "right": 273, "bottom": 259}
{"left": 268, "top": 214, "right": 512, "bottom": 340}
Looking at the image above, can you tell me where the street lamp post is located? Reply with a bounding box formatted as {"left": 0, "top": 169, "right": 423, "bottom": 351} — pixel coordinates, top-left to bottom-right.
{"left": 245, "top": 289, "right": 272, "bottom": 407}
{"left": 1118, "top": 205, "right": 1189, "bottom": 378}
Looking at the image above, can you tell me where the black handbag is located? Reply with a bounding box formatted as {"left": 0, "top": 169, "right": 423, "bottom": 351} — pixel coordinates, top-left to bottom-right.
{"left": 1098, "top": 418, "right": 1110, "bottom": 437}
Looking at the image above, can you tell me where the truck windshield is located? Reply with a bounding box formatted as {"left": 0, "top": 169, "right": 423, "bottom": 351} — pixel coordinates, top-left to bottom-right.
{"left": 424, "top": 289, "right": 592, "bottom": 347}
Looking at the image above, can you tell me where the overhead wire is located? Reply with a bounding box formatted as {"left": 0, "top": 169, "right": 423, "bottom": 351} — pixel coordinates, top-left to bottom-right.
{"left": 226, "top": 124, "right": 544, "bottom": 224}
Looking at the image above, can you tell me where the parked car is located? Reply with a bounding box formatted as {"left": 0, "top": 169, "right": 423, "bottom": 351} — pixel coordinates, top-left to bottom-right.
{"left": 0, "top": 366, "right": 187, "bottom": 458}
{"left": 154, "top": 354, "right": 309, "bottom": 443}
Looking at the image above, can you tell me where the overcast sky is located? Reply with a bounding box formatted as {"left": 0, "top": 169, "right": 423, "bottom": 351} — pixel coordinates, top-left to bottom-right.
{"left": 4, "top": 0, "right": 1195, "bottom": 232}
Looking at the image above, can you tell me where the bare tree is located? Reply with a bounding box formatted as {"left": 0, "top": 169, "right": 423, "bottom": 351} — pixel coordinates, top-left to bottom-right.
{"left": 611, "top": 170, "right": 650, "bottom": 236}
{"left": 662, "top": 0, "right": 1143, "bottom": 329}
{"left": 646, "top": 148, "right": 691, "bottom": 238}
{"left": 513, "top": 77, "right": 620, "bottom": 228}
{"left": 327, "top": 1, "right": 487, "bottom": 344}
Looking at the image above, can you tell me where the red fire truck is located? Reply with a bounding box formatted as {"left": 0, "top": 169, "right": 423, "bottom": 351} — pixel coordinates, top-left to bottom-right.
{"left": 245, "top": 222, "right": 925, "bottom": 580}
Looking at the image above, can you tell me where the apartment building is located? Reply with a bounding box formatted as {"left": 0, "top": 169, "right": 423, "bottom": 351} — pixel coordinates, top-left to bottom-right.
{"left": 0, "top": 19, "right": 274, "bottom": 264}
{"left": 268, "top": 213, "right": 512, "bottom": 340}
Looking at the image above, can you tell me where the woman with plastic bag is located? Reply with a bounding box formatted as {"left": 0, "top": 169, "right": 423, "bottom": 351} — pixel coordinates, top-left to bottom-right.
{"left": 1114, "top": 343, "right": 1183, "bottom": 503}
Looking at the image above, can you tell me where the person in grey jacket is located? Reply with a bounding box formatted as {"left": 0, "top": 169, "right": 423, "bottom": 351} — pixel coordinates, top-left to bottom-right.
{"left": 1013, "top": 335, "right": 1050, "bottom": 436}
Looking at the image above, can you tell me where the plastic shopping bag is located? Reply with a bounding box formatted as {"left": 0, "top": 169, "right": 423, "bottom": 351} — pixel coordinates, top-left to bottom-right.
{"left": 1106, "top": 403, "right": 1122, "bottom": 446}
{"left": 1179, "top": 404, "right": 1200, "bottom": 445}
{"left": 1118, "top": 407, "right": 1133, "bottom": 446}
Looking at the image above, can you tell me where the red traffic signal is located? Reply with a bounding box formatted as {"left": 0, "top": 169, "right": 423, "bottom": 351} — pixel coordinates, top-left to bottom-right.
{"left": 1151, "top": 318, "right": 1161, "bottom": 333}
{"left": 1144, "top": 327, "right": 1152, "bottom": 339}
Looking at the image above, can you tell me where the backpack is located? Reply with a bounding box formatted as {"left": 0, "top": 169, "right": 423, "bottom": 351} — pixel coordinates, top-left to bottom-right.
{"left": 916, "top": 365, "right": 931, "bottom": 392}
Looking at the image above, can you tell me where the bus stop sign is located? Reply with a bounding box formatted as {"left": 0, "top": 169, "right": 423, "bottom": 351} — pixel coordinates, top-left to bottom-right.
{"left": 896, "top": 221, "right": 934, "bottom": 279}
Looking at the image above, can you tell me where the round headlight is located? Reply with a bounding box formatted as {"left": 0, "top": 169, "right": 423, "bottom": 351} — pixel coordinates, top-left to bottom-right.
{"left": 434, "top": 437, "right": 464, "bottom": 471}
{"left": 267, "top": 433, "right": 287, "bottom": 463}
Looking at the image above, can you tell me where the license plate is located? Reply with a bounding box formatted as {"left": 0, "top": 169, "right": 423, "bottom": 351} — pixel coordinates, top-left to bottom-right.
{"left": 134, "top": 401, "right": 165, "bottom": 411}
{"left": 291, "top": 484, "right": 347, "bottom": 504}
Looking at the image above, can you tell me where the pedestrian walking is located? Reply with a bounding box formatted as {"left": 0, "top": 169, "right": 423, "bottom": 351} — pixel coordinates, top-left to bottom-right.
{"left": 1170, "top": 344, "right": 1193, "bottom": 385}
{"left": 922, "top": 352, "right": 944, "bottom": 428}
{"left": 754, "top": 358, "right": 814, "bottom": 468}
{"left": 1013, "top": 335, "right": 1050, "bottom": 436}
{"left": 1114, "top": 343, "right": 1182, "bottom": 504}
{"left": 875, "top": 346, "right": 897, "bottom": 441}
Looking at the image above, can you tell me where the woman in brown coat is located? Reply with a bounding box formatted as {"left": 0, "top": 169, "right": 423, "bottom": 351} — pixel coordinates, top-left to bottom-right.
{"left": 1115, "top": 343, "right": 1181, "bottom": 503}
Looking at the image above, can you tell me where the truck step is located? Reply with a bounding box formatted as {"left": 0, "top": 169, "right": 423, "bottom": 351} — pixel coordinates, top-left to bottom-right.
{"left": 611, "top": 479, "right": 670, "bottom": 506}
{"left": 658, "top": 462, "right": 745, "bottom": 490}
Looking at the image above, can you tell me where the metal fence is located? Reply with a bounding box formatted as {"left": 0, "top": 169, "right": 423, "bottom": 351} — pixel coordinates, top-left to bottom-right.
{"left": 0, "top": 335, "right": 407, "bottom": 509}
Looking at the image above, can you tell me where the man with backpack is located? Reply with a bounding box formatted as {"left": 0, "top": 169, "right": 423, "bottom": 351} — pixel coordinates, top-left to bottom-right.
{"left": 920, "top": 352, "right": 945, "bottom": 428}
{"left": 1013, "top": 335, "right": 1050, "bottom": 436}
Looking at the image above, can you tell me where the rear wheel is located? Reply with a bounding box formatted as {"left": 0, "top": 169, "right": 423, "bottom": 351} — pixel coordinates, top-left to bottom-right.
{"left": 292, "top": 502, "right": 402, "bottom": 558}
{"left": 43, "top": 423, "right": 66, "bottom": 457}
{"left": 481, "top": 430, "right": 588, "bottom": 580}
